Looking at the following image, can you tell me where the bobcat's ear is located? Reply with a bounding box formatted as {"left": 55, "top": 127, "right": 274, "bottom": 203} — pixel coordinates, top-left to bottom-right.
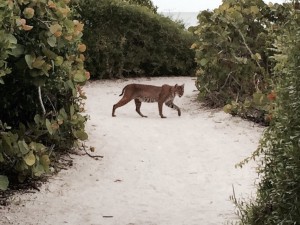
{"left": 175, "top": 84, "right": 178, "bottom": 88}
{"left": 182, "top": 84, "right": 185, "bottom": 87}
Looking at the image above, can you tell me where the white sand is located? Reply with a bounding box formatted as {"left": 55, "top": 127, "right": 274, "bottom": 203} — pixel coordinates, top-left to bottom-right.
{"left": 0, "top": 77, "right": 264, "bottom": 225}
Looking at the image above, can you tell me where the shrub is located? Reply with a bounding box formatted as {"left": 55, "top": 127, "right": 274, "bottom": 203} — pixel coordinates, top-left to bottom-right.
{"left": 77, "top": 0, "right": 196, "bottom": 79}
{"left": 235, "top": 2, "right": 300, "bottom": 224}
{"left": 0, "top": 0, "right": 88, "bottom": 190}
{"left": 122, "top": 0, "right": 158, "bottom": 13}
{"left": 192, "top": 0, "right": 289, "bottom": 124}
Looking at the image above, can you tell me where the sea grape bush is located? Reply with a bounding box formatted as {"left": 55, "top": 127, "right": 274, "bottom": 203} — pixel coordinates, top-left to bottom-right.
{"left": 0, "top": 0, "right": 89, "bottom": 190}
{"left": 192, "top": 0, "right": 290, "bottom": 124}
{"left": 235, "top": 2, "right": 300, "bottom": 224}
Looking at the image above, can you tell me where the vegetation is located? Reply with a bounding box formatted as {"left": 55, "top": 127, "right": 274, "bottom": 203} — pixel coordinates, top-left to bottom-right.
{"left": 2, "top": 1, "right": 300, "bottom": 224}
{"left": 77, "top": 0, "right": 196, "bottom": 79}
{"left": 122, "top": 0, "right": 158, "bottom": 13}
{"left": 0, "top": 0, "right": 194, "bottom": 193}
{"left": 191, "top": 0, "right": 300, "bottom": 223}
{"left": 234, "top": 2, "right": 300, "bottom": 224}
{"left": 191, "top": 0, "right": 289, "bottom": 125}
{"left": 0, "top": 0, "right": 88, "bottom": 191}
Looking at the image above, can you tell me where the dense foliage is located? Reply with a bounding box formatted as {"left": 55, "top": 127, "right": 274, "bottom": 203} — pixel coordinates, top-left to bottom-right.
{"left": 0, "top": 0, "right": 88, "bottom": 190}
{"left": 122, "top": 0, "right": 158, "bottom": 13}
{"left": 192, "top": 0, "right": 289, "bottom": 124}
{"left": 235, "top": 3, "right": 300, "bottom": 224}
{"left": 77, "top": 0, "right": 196, "bottom": 79}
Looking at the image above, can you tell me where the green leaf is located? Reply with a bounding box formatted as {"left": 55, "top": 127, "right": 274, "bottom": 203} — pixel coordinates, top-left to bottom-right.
{"left": 223, "top": 104, "right": 232, "bottom": 113}
{"left": 42, "top": 47, "right": 58, "bottom": 59}
{"left": 70, "top": 105, "right": 75, "bottom": 117}
{"left": 15, "top": 161, "right": 28, "bottom": 172}
{"left": 59, "top": 108, "right": 68, "bottom": 120}
{"left": 200, "top": 58, "right": 208, "bottom": 66}
{"left": 49, "top": 24, "right": 62, "bottom": 34}
{"left": 63, "top": 19, "right": 74, "bottom": 33}
{"left": 29, "top": 142, "right": 46, "bottom": 153}
{"left": 33, "top": 163, "right": 45, "bottom": 177}
{"left": 7, "top": 33, "right": 17, "bottom": 45}
{"left": 0, "top": 175, "right": 9, "bottom": 191}
{"left": 46, "top": 119, "right": 53, "bottom": 135}
{"left": 24, "top": 151, "right": 36, "bottom": 166}
{"left": 10, "top": 44, "right": 24, "bottom": 57}
{"left": 47, "top": 36, "right": 57, "bottom": 47}
{"left": 0, "top": 153, "right": 4, "bottom": 162}
{"left": 32, "top": 56, "right": 45, "bottom": 69}
{"left": 18, "top": 140, "right": 30, "bottom": 154}
{"left": 244, "top": 99, "right": 252, "bottom": 108}
{"left": 73, "top": 70, "right": 86, "bottom": 83}
{"left": 220, "top": 3, "right": 230, "bottom": 12}
{"left": 40, "top": 155, "right": 50, "bottom": 170}
{"left": 25, "top": 54, "right": 36, "bottom": 69}
{"left": 230, "top": 10, "right": 243, "bottom": 24}
{"left": 250, "top": 6, "right": 259, "bottom": 15}
{"left": 34, "top": 114, "right": 42, "bottom": 125}
{"left": 253, "top": 92, "right": 267, "bottom": 106}
{"left": 66, "top": 80, "right": 75, "bottom": 90}
{"left": 255, "top": 53, "right": 262, "bottom": 60}
{"left": 73, "top": 130, "right": 88, "bottom": 141}
{"left": 2, "top": 133, "right": 13, "bottom": 152}
{"left": 55, "top": 56, "right": 64, "bottom": 66}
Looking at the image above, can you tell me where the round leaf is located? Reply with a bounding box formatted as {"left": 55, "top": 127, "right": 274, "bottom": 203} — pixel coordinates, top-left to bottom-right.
{"left": 0, "top": 175, "right": 9, "bottom": 191}
{"left": 200, "top": 58, "right": 208, "bottom": 66}
{"left": 73, "top": 130, "right": 88, "bottom": 141}
{"left": 73, "top": 70, "right": 87, "bottom": 83}
{"left": 25, "top": 54, "right": 36, "bottom": 69}
{"left": 46, "top": 119, "right": 54, "bottom": 135}
{"left": 49, "top": 24, "right": 62, "bottom": 34}
{"left": 24, "top": 151, "right": 36, "bottom": 166}
{"left": 18, "top": 140, "right": 30, "bottom": 154}
{"left": 47, "top": 36, "right": 57, "bottom": 47}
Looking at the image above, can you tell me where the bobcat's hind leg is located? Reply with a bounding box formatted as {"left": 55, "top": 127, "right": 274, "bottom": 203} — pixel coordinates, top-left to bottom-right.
{"left": 134, "top": 99, "right": 147, "bottom": 118}
{"left": 165, "top": 100, "right": 181, "bottom": 116}
{"left": 112, "top": 97, "right": 132, "bottom": 117}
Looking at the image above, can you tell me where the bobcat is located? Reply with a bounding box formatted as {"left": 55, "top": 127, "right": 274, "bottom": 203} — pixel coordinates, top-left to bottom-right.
{"left": 112, "top": 83, "right": 184, "bottom": 118}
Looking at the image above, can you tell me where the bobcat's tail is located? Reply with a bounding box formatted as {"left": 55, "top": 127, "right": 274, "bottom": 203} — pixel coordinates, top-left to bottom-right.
{"left": 119, "top": 86, "right": 127, "bottom": 96}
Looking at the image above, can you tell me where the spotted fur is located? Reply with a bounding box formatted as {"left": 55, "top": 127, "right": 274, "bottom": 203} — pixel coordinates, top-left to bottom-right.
{"left": 112, "top": 83, "right": 184, "bottom": 118}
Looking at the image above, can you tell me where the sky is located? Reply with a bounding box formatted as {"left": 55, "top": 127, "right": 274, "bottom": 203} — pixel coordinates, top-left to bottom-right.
{"left": 152, "top": 0, "right": 288, "bottom": 12}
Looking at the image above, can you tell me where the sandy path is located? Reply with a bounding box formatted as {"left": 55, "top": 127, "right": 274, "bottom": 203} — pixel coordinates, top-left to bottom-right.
{"left": 0, "top": 77, "right": 263, "bottom": 225}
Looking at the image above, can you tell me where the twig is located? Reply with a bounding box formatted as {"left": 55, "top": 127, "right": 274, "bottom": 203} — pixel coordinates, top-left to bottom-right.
{"left": 46, "top": 95, "right": 57, "bottom": 115}
{"left": 56, "top": 165, "right": 68, "bottom": 170}
{"left": 80, "top": 143, "right": 103, "bottom": 160}
{"left": 29, "top": 183, "right": 40, "bottom": 192}
{"left": 220, "top": 71, "right": 233, "bottom": 91}
{"left": 235, "top": 92, "right": 240, "bottom": 102}
{"left": 48, "top": 144, "right": 55, "bottom": 157}
{"left": 83, "top": 149, "right": 103, "bottom": 160}
{"left": 38, "top": 86, "right": 46, "bottom": 115}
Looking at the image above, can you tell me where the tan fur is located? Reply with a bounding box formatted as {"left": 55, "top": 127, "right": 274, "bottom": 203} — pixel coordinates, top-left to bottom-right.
{"left": 112, "top": 83, "right": 184, "bottom": 118}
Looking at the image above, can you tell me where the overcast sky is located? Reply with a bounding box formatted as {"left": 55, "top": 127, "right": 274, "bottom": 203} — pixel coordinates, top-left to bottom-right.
{"left": 152, "top": 0, "right": 288, "bottom": 12}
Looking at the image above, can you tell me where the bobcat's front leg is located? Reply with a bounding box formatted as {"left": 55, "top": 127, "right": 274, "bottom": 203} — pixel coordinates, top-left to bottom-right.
{"left": 158, "top": 101, "right": 166, "bottom": 118}
{"left": 165, "top": 100, "right": 181, "bottom": 116}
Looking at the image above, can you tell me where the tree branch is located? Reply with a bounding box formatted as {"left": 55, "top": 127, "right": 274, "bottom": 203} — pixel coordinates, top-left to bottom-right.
{"left": 237, "top": 29, "right": 262, "bottom": 70}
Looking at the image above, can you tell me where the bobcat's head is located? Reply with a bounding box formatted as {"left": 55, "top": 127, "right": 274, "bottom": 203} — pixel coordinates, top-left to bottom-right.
{"left": 175, "top": 84, "right": 184, "bottom": 97}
